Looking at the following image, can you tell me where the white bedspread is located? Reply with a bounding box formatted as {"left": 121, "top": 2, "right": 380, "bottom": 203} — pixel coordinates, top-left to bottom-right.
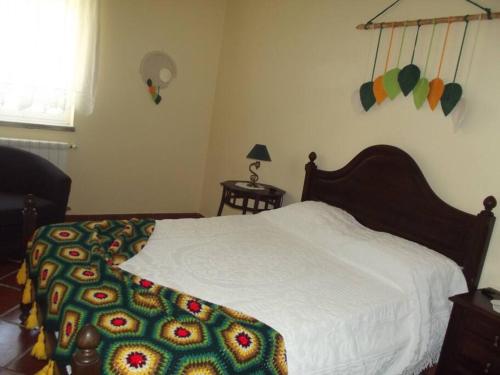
{"left": 120, "top": 201, "right": 467, "bottom": 375}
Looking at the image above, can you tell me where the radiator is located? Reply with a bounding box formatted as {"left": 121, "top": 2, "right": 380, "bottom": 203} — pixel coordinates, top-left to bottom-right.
{"left": 0, "top": 137, "right": 76, "bottom": 172}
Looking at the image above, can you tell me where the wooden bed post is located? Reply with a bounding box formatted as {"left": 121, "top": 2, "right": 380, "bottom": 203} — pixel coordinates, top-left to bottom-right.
{"left": 22, "top": 193, "right": 38, "bottom": 253}
{"left": 481, "top": 196, "right": 497, "bottom": 216}
{"left": 71, "top": 325, "right": 102, "bottom": 375}
{"left": 301, "top": 152, "right": 317, "bottom": 201}
{"left": 465, "top": 195, "right": 497, "bottom": 290}
{"left": 19, "top": 194, "right": 38, "bottom": 322}
{"left": 19, "top": 275, "right": 35, "bottom": 323}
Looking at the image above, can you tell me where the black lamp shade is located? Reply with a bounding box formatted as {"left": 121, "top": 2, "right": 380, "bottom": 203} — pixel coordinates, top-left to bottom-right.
{"left": 246, "top": 144, "right": 271, "bottom": 162}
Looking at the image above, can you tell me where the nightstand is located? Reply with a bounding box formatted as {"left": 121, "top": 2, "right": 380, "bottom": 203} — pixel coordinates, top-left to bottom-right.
{"left": 217, "top": 180, "right": 285, "bottom": 216}
{"left": 437, "top": 289, "right": 500, "bottom": 374}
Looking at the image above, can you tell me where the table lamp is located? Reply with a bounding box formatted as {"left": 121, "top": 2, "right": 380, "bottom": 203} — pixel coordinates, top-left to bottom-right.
{"left": 246, "top": 144, "right": 271, "bottom": 187}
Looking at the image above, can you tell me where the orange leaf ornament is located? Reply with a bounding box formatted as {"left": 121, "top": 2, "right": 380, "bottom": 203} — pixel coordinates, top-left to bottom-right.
{"left": 373, "top": 76, "right": 387, "bottom": 104}
{"left": 427, "top": 78, "right": 444, "bottom": 111}
{"left": 428, "top": 19, "right": 451, "bottom": 110}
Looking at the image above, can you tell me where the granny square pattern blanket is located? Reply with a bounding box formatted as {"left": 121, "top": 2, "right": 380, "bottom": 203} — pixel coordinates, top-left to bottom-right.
{"left": 24, "top": 219, "right": 287, "bottom": 375}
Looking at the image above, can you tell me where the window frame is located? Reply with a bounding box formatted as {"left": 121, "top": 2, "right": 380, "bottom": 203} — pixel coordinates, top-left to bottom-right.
{"left": 0, "top": 120, "right": 76, "bottom": 132}
{"left": 0, "top": 0, "right": 85, "bottom": 131}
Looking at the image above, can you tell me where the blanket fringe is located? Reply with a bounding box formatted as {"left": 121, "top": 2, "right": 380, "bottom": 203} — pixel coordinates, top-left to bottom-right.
{"left": 34, "top": 359, "right": 55, "bottom": 375}
{"left": 402, "top": 345, "right": 440, "bottom": 375}
{"left": 21, "top": 278, "right": 33, "bottom": 304}
{"left": 31, "top": 326, "right": 48, "bottom": 360}
{"left": 25, "top": 302, "right": 40, "bottom": 329}
{"left": 16, "top": 260, "right": 27, "bottom": 285}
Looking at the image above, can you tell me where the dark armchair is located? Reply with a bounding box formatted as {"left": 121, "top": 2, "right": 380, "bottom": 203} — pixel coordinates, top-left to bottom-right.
{"left": 0, "top": 145, "right": 71, "bottom": 258}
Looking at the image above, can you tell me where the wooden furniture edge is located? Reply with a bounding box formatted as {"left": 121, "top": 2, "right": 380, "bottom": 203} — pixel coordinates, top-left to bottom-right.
{"left": 217, "top": 180, "right": 285, "bottom": 216}
{"left": 436, "top": 289, "right": 500, "bottom": 374}
{"left": 66, "top": 212, "right": 204, "bottom": 221}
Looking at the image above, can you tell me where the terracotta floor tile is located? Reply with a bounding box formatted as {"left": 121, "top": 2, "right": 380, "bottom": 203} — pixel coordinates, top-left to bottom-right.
{"left": 5, "top": 348, "right": 46, "bottom": 374}
{"left": 0, "top": 263, "right": 19, "bottom": 279}
{"left": 0, "top": 287, "right": 21, "bottom": 315}
{"left": 0, "top": 306, "right": 22, "bottom": 326}
{"left": 0, "top": 272, "right": 20, "bottom": 289}
{"left": 0, "top": 321, "right": 37, "bottom": 367}
{"left": 0, "top": 369, "right": 25, "bottom": 375}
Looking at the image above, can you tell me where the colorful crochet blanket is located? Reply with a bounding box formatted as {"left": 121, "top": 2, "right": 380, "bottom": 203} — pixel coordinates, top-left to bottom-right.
{"left": 25, "top": 219, "right": 287, "bottom": 374}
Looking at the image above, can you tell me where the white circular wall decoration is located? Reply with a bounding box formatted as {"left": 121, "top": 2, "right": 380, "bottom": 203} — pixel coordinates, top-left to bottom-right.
{"left": 140, "top": 51, "right": 177, "bottom": 105}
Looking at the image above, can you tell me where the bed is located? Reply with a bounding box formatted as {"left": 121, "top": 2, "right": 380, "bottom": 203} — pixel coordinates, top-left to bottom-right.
{"left": 21, "top": 144, "right": 496, "bottom": 375}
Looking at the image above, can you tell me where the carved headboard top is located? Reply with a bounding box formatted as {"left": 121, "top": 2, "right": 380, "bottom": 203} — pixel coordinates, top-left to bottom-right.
{"left": 301, "top": 145, "right": 496, "bottom": 290}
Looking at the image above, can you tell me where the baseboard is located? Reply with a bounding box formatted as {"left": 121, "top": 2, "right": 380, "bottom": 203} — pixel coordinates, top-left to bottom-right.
{"left": 65, "top": 213, "right": 203, "bottom": 221}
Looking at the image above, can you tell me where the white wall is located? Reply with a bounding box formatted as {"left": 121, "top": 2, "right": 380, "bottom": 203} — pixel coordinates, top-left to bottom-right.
{"left": 200, "top": 0, "right": 500, "bottom": 289}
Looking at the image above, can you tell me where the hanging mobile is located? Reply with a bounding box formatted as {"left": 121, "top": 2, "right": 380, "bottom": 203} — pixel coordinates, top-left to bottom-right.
{"left": 140, "top": 51, "right": 177, "bottom": 105}
{"left": 359, "top": 26, "right": 384, "bottom": 111}
{"left": 373, "top": 23, "right": 396, "bottom": 104}
{"left": 442, "top": 16, "right": 470, "bottom": 116}
{"left": 398, "top": 21, "right": 422, "bottom": 96}
{"left": 383, "top": 22, "right": 407, "bottom": 99}
{"left": 413, "top": 20, "right": 436, "bottom": 109}
{"left": 428, "top": 18, "right": 452, "bottom": 110}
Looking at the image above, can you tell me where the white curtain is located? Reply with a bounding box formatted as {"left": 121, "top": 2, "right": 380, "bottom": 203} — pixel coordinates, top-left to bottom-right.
{"left": 0, "top": 0, "right": 98, "bottom": 126}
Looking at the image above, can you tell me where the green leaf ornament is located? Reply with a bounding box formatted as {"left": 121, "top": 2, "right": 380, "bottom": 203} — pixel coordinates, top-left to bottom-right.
{"left": 413, "top": 78, "right": 429, "bottom": 109}
{"left": 441, "top": 82, "right": 462, "bottom": 116}
{"left": 383, "top": 68, "right": 401, "bottom": 100}
{"left": 360, "top": 81, "right": 376, "bottom": 112}
{"left": 398, "top": 64, "right": 420, "bottom": 96}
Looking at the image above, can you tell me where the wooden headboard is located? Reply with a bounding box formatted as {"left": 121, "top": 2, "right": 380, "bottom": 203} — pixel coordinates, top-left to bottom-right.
{"left": 301, "top": 145, "right": 496, "bottom": 290}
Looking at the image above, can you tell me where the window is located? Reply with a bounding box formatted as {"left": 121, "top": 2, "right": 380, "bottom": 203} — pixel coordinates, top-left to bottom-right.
{"left": 0, "top": 0, "right": 98, "bottom": 129}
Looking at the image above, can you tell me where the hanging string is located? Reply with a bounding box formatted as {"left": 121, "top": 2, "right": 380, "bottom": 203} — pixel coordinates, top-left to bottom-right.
{"left": 465, "top": 0, "right": 492, "bottom": 19}
{"left": 423, "top": 20, "right": 437, "bottom": 77}
{"left": 436, "top": 18, "right": 452, "bottom": 77}
{"left": 396, "top": 22, "right": 408, "bottom": 67}
{"left": 410, "top": 21, "right": 422, "bottom": 64}
{"left": 364, "top": 0, "right": 402, "bottom": 28}
{"left": 461, "top": 13, "right": 483, "bottom": 90}
{"left": 371, "top": 27, "right": 384, "bottom": 80}
{"left": 384, "top": 24, "right": 396, "bottom": 72}
{"left": 453, "top": 17, "right": 470, "bottom": 82}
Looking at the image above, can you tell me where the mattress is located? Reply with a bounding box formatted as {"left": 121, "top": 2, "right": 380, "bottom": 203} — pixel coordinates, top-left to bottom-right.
{"left": 120, "top": 201, "right": 467, "bottom": 374}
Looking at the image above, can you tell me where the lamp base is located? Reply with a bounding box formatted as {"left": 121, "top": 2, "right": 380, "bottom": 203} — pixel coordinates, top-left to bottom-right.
{"left": 248, "top": 161, "right": 261, "bottom": 187}
{"left": 235, "top": 182, "right": 265, "bottom": 190}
